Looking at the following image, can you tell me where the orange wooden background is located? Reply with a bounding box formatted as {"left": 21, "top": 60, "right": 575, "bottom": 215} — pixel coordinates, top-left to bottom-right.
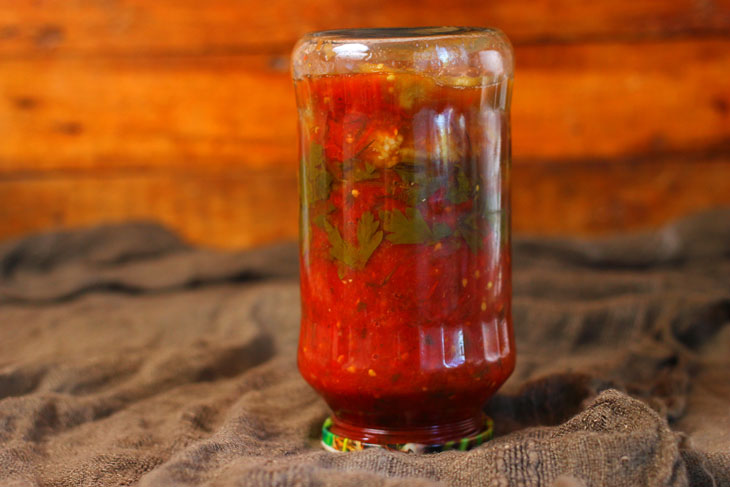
{"left": 1, "top": 1, "right": 729, "bottom": 248}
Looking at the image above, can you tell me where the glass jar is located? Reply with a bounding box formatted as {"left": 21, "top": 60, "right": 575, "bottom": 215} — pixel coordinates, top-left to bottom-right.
{"left": 292, "top": 27, "right": 514, "bottom": 452}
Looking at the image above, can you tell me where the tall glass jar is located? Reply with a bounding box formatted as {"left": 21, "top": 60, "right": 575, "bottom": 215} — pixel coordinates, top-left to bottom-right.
{"left": 292, "top": 27, "right": 514, "bottom": 452}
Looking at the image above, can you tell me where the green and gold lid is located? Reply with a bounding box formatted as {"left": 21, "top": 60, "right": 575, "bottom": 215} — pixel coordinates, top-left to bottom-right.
{"left": 321, "top": 416, "right": 494, "bottom": 454}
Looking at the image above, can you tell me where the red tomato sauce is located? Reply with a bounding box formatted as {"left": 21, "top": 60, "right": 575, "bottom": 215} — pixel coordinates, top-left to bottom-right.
{"left": 296, "top": 72, "right": 514, "bottom": 445}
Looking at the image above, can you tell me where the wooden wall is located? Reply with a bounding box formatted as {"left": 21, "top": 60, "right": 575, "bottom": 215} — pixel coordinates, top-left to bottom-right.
{"left": 1, "top": 1, "right": 729, "bottom": 248}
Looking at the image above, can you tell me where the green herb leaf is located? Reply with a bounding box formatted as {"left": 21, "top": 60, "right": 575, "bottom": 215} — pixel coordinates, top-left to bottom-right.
{"left": 322, "top": 219, "right": 357, "bottom": 269}
{"left": 353, "top": 162, "right": 378, "bottom": 182}
{"left": 456, "top": 212, "right": 482, "bottom": 253}
{"left": 322, "top": 211, "right": 383, "bottom": 275}
{"left": 393, "top": 164, "right": 443, "bottom": 206}
{"left": 304, "top": 142, "right": 332, "bottom": 207}
{"left": 432, "top": 222, "right": 453, "bottom": 240}
{"left": 383, "top": 208, "right": 433, "bottom": 244}
{"left": 356, "top": 211, "right": 384, "bottom": 267}
{"left": 341, "top": 157, "right": 379, "bottom": 183}
{"left": 312, "top": 202, "right": 335, "bottom": 230}
{"left": 382, "top": 208, "right": 452, "bottom": 245}
{"left": 447, "top": 168, "right": 472, "bottom": 204}
{"left": 392, "top": 164, "right": 416, "bottom": 183}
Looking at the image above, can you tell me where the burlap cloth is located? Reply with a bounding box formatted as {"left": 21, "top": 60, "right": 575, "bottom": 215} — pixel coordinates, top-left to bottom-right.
{"left": 1, "top": 209, "right": 729, "bottom": 487}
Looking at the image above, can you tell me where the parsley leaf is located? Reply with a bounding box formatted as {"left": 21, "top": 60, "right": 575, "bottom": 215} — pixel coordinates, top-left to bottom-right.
{"left": 382, "top": 208, "right": 453, "bottom": 245}
{"left": 432, "top": 222, "right": 453, "bottom": 240}
{"left": 447, "top": 168, "right": 472, "bottom": 204}
{"left": 352, "top": 161, "right": 379, "bottom": 182}
{"left": 312, "top": 202, "right": 336, "bottom": 230}
{"left": 322, "top": 219, "right": 357, "bottom": 269}
{"left": 356, "top": 211, "right": 383, "bottom": 266}
{"left": 382, "top": 208, "right": 432, "bottom": 244}
{"left": 304, "top": 142, "right": 332, "bottom": 207}
{"left": 322, "top": 211, "right": 383, "bottom": 277}
{"left": 456, "top": 212, "right": 482, "bottom": 253}
{"left": 393, "top": 164, "right": 443, "bottom": 206}
{"left": 392, "top": 165, "right": 415, "bottom": 185}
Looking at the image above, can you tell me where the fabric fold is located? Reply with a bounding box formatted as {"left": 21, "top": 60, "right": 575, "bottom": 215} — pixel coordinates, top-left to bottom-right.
{"left": 1, "top": 209, "right": 728, "bottom": 486}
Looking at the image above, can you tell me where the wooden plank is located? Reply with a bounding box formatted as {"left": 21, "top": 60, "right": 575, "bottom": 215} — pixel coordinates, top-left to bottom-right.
{"left": 0, "top": 167, "right": 299, "bottom": 249}
{"left": 511, "top": 156, "right": 730, "bottom": 236}
{"left": 1, "top": 158, "right": 728, "bottom": 248}
{"left": 0, "top": 55, "right": 297, "bottom": 172}
{"left": 1, "top": 39, "right": 729, "bottom": 170}
{"left": 0, "top": 0, "right": 729, "bottom": 57}
{"left": 513, "top": 39, "right": 730, "bottom": 160}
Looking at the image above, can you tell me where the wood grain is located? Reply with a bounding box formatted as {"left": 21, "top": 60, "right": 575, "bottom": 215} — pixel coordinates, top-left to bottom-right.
{"left": 1, "top": 0, "right": 728, "bottom": 58}
{"left": 0, "top": 166, "right": 299, "bottom": 249}
{"left": 0, "top": 55, "right": 295, "bottom": 172}
{"left": 1, "top": 156, "right": 728, "bottom": 248}
{"left": 1, "top": 0, "right": 729, "bottom": 246}
{"left": 1, "top": 39, "right": 729, "bottom": 173}
{"left": 514, "top": 39, "right": 730, "bottom": 160}
{"left": 511, "top": 155, "right": 730, "bottom": 236}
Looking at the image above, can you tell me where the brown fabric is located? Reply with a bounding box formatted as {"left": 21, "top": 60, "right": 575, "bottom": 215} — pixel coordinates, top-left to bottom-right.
{"left": 1, "top": 209, "right": 729, "bottom": 487}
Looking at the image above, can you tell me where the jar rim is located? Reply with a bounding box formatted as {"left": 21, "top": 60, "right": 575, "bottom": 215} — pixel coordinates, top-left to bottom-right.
{"left": 305, "top": 26, "right": 503, "bottom": 42}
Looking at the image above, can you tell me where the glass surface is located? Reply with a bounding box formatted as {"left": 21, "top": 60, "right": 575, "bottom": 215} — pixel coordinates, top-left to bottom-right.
{"left": 293, "top": 27, "right": 515, "bottom": 445}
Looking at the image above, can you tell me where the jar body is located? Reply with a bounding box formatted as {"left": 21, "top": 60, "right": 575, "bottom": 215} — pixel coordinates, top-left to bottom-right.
{"left": 294, "top": 28, "right": 514, "bottom": 446}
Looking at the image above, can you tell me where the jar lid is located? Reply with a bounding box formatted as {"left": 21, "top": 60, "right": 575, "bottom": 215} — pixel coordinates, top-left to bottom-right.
{"left": 320, "top": 416, "right": 494, "bottom": 454}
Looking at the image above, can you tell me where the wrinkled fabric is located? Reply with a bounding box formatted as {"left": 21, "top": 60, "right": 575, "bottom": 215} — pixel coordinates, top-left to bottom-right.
{"left": 0, "top": 209, "right": 728, "bottom": 487}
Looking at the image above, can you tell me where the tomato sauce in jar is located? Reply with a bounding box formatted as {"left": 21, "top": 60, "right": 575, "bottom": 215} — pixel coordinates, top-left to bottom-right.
{"left": 293, "top": 28, "right": 514, "bottom": 450}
